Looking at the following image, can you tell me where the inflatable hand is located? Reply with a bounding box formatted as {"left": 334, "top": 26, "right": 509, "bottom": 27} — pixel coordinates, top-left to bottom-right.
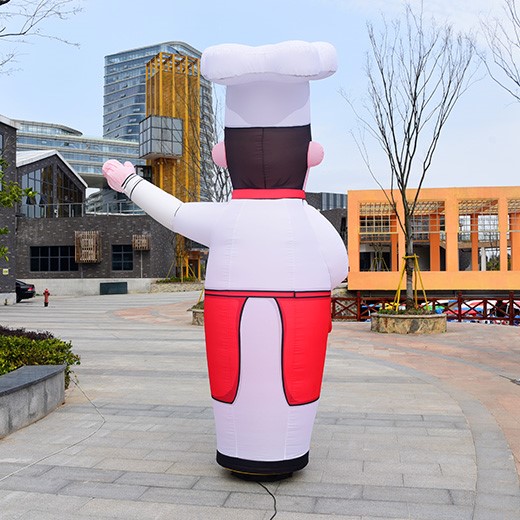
{"left": 102, "top": 160, "right": 136, "bottom": 193}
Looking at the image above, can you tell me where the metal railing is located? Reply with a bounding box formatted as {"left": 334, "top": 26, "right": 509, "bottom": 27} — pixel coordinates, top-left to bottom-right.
{"left": 331, "top": 291, "right": 520, "bottom": 326}
{"left": 19, "top": 202, "right": 145, "bottom": 218}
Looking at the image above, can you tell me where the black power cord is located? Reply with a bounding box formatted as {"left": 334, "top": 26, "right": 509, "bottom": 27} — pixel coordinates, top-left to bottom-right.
{"left": 256, "top": 481, "right": 278, "bottom": 519}
{"left": 0, "top": 378, "right": 106, "bottom": 483}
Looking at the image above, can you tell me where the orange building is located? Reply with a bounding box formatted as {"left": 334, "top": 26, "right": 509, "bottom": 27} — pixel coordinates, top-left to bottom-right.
{"left": 347, "top": 187, "right": 520, "bottom": 292}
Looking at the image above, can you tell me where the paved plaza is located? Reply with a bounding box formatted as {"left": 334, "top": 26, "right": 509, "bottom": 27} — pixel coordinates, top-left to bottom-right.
{"left": 0, "top": 291, "right": 519, "bottom": 519}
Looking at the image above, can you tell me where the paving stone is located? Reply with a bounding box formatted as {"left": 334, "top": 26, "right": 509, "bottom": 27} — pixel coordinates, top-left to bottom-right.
{"left": 194, "top": 475, "right": 280, "bottom": 493}
{"left": 94, "top": 458, "right": 172, "bottom": 473}
{"left": 314, "top": 497, "right": 410, "bottom": 517}
{"left": 476, "top": 474, "right": 520, "bottom": 495}
{"left": 475, "top": 491, "right": 520, "bottom": 510}
{"left": 2, "top": 294, "right": 520, "bottom": 519}
{"left": 18, "top": 512, "right": 112, "bottom": 520}
{"left": 139, "top": 486, "right": 229, "bottom": 506}
{"left": 0, "top": 463, "right": 52, "bottom": 479}
{"left": 277, "top": 480, "right": 362, "bottom": 499}
{"left": 363, "top": 461, "right": 442, "bottom": 476}
{"left": 406, "top": 503, "right": 474, "bottom": 519}
{"left": 1, "top": 512, "right": 25, "bottom": 520}
{"left": 449, "top": 489, "right": 476, "bottom": 506}
{"left": 80, "top": 497, "right": 267, "bottom": 519}
{"left": 323, "top": 470, "right": 405, "bottom": 487}
{"left": 362, "top": 484, "right": 452, "bottom": 504}
{"left": 60, "top": 481, "right": 149, "bottom": 501}
{"left": 42, "top": 465, "right": 123, "bottom": 482}
{"left": 0, "top": 476, "right": 70, "bottom": 494}
{"left": 473, "top": 508, "right": 520, "bottom": 520}
{"left": 403, "top": 474, "right": 475, "bottom": 490}
{"left": 115, "top": 471, "right": 198, "bottom": 489}
{"left": 0, "top": 464, "right": 24, "bottom": 479}
{"left": 225, "top": 490, "right": 316, "bottom": 513}
{"left": 268, "top": 513, "right": 361, "bottom": 520}
{"left": 0, "top": 490, "right": 91, "bottom": 513}
{"left": 399, "top": 451, "right": 476, "bottom": 466}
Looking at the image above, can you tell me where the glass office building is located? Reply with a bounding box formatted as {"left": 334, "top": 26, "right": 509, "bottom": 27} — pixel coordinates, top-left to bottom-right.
{"left": 15, "top": 120, "right": 138, "bottom": 189}
{"left": 104, "top": 41, "right": 212, "bottom": 141}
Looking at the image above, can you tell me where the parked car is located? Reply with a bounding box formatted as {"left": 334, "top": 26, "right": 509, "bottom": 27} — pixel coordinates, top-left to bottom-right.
{"left": 15, "top": 280, "right": 35, "bottom": 303}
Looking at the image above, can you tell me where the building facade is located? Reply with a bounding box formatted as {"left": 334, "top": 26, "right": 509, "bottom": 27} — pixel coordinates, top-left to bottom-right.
{"left": 17, "top": 150, "right": 87, "bottom": 218}
{"left": 306, "top": 192, "right": 347, "bottom": 244}
{"left": 15, "top": 214, "right": 176, "bottom": 294}
{"left": 0, "top": 115, "right": 178, "bottom": 300}
{"left": 307, "top": 191, "right": 347, "bottom": 211}
{"left": 0, "top": 115, "right": 19, "bottom": 303}
{"left": 15, "top": 120, "right": 139, "bottom": 189}
{"left": 347, "top": 187, "right": 520, "bottom": 293}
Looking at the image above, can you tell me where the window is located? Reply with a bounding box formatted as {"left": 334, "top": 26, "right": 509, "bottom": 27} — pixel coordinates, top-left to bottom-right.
{"left": 30, "top": 246, "right": 78, "bottom": 271}
{"left": 112, "top": 245, "right": 133, "bottom": 271}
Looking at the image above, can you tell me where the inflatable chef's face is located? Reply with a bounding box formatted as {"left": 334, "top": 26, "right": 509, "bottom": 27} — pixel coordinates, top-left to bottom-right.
{"left": 202, "top": 41, "right": 335, "bottom": 192}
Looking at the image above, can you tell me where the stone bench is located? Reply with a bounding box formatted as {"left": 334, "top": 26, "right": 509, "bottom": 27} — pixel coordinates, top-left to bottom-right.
{"left": 0, "top": 365, "right": 66, "bottom": 438}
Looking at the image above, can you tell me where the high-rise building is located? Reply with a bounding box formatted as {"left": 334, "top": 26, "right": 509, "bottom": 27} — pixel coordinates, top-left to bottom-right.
{"left": 104, "top": 42, "right": 211, "bottom": 140}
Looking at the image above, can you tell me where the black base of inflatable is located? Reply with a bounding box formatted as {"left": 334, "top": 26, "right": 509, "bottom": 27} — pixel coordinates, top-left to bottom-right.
{"left": 216, "top": 450, "right": 308, "bottom": 481}
{"left": 232, "top": 471, "right": 293, "bottom": 482}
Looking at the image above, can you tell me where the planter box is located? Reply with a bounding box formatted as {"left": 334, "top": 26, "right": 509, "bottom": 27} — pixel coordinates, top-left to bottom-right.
{"left": 371, "top": 313, "right": 447, "bottom": 334}
{"left": 0, "top": 365, "right": 65, "bottom": 438}
{"left": 192, "top": 308, "right": 204, "bottom": 326}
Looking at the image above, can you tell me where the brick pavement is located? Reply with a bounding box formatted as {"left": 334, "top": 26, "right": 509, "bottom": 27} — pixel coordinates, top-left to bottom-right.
{"left": 0, "top": 292, "right": 518, "bottom": 519}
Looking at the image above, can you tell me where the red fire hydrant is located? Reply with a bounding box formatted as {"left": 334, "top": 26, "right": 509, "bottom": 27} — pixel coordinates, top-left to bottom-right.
{"left": 43, "top": 288, "right": 50, "bottom": 307}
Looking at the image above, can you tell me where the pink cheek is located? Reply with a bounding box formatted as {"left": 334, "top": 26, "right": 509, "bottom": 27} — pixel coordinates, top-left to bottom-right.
{"left": 307, "top": 141, "right": 324, "bottom": 167}
{"left": 212, "top": 141, "right": 227, "bottom": 168}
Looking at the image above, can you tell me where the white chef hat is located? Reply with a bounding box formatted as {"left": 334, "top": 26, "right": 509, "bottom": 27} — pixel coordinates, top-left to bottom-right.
{"left": 201, "top": 41, "right": 337, "bottom": 128}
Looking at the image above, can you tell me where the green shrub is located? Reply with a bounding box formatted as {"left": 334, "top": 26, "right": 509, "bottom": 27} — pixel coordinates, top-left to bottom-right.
{"left": 0, "top": 325, "right": 55, "bottom": 341}
{"left": 0, "top": 327, "right": 80, "bottom": 388}
{"left": 377, "top": 307, "right": 436, "bottom": 316}
{"left": 190, "top": 300, "right": 204, "bottom": 310}
{"left": 156, "top": 276, "right": 200, "bottom": 284}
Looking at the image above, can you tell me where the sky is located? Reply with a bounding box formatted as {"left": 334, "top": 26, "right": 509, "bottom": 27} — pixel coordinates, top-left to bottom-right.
{"left": 1, "top": 0, "right": 519, "bottom": 195}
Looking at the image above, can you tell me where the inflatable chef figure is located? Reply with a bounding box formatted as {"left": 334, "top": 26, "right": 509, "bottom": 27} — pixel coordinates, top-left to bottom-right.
{"left": 103, "top": 41, "right": 348, "bottom": 479}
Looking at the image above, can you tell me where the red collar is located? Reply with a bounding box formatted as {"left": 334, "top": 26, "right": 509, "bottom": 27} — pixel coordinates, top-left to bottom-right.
{"left": 232, "top": 189, "right": 306, "bottom": 200}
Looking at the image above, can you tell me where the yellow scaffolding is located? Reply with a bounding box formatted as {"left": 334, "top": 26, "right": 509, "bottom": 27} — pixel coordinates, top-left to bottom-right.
{"left": 145, "top": 52, "right": 202, "bottom": 279}
{"left": 145, "top": 52, "right": 201, "bottom": 202}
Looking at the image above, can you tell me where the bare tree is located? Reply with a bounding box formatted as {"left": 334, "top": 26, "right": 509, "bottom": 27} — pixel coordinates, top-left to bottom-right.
{"left": 150, "top": 83, "right": 231, "bottom": 204}
{"left": 482, "top": 0, "right": 520, "bottom": 102}
{"left": 345, "top": 3, "right": 477, "bottom": 309}
{"left": 204, "top": 87, "right": 232, "bottom": 203}
{"left": 0, "top": 0, "right": 82, "bottom": 73}
{"left": 174, "top": 84, "right": 231, "bottom": 203}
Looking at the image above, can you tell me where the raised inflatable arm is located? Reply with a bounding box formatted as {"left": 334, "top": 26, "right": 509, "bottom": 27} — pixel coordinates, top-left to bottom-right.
{"left": 103, "top": 160, "right": 182, "bottom": 230}
{"left": 102, "top": 160, "right": 222, "bottom": 247}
